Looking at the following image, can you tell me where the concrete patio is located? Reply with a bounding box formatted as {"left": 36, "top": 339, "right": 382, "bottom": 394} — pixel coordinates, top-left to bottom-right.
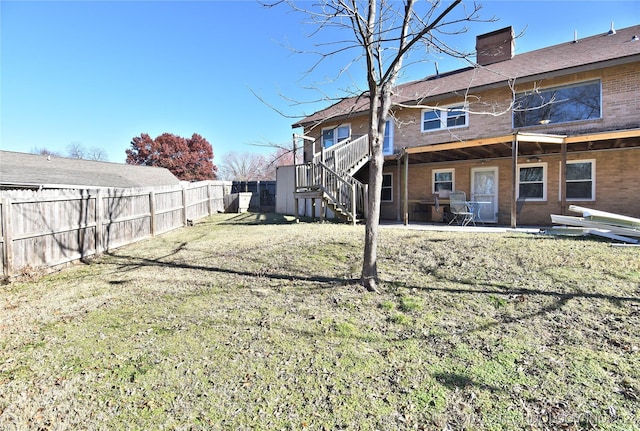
{"left": 379, "top": 221, "right": 543, "bottom": 234}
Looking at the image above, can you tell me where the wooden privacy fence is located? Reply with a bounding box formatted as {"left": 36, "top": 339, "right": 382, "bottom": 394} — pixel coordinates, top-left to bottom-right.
{"left": 0, "top": 181, "right": 231, "bottom": 278}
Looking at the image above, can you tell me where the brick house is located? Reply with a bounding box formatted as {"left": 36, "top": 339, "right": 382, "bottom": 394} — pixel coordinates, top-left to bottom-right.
{"left": 291, "top": 24, "right": 640, "bottom": 226}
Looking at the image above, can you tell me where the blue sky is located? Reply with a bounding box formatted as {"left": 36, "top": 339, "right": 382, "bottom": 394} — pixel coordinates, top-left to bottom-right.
{"left": 1, "top": 1, "right": 638, "bottom": 164}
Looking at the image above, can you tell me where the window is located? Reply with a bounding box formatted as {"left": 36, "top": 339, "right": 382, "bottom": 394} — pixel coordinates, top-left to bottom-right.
{"left": 422, "top": 110, "right": 441, "bottom": 131}
{"left": 517, "top": 163, "right": 547, "bottom": 201}
{"left": 322, "top": 125, "right": 350, "bottom": 148}
{"left": 565, "top": 160, "right": 595, "bottom": 201}
{"left": 433, "top": 169, "right": 454, "bottom": 194}
{"left": 513, "top": 80, "right": 601, "bottom": 128}
{"left": 383, "top": 120, "right": 394, "bottom": 155}
{"left": 381, "top": 173, "right": 393, "bottom": 202}
{"left": 421, "top": 105, "right": 468, "bottom": 132}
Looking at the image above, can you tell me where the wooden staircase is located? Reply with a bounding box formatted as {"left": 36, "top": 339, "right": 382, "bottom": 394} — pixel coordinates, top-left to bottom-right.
{"left": 294, "top": 135, "right": 370, "bottom": 224}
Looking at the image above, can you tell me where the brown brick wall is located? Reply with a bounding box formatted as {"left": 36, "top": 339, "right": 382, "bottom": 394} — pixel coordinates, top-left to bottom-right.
{"left": 304, "top": 62, "right": 640, "bottom": 154}
{"left": 381, "top": 147, "right": 640, "bottom": 225}
{"left": 303, "top": 62, "right": 639, "bottom": 158}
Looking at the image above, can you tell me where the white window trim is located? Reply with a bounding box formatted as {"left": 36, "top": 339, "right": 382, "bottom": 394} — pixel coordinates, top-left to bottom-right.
{"left": 560, "top": 159, "right": 596, "bottom": 202}
{"left": 383, "top": 120, "right": 394, "bottom": 156}
{"left": 517, "top": 162, "right": 547, "bottom": 201}
{"left": 432, "top": 168, "right": 455, "bottom": 195}
{"left": 421, "top": 104, "right": 468, "bottom": 133}
{"left": 381, "top": 173, "right": 393, "bottom": 202}
{"left": 321, "top": 124, "right": 351, "bottom": 148}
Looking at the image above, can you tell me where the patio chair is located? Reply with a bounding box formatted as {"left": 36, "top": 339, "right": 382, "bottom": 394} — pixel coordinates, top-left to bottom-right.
{"left": 448, "top": 190, "right": 475, "bottom": 226}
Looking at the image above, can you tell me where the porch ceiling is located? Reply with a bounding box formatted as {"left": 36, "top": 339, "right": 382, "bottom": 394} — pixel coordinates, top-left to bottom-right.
{"left": 401, "top": 129, "right": 640, "bottom": 164}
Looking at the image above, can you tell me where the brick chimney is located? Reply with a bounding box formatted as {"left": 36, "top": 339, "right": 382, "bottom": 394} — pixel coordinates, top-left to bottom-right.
{"left": 476, "top": 26, "right": 515, "bottom": 66}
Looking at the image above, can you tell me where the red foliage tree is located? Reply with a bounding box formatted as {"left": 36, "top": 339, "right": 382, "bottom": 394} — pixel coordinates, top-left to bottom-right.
{"left": 126, "top": 133, "right": 217, "bottom": 181}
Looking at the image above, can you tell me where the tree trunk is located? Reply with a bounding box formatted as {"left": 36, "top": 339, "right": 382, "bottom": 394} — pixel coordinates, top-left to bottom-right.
{"left": 361, "top": 89, "right": 387, "bottom": 293}
{"left": 354, "top": 0, "right": 464, "bottom": 292}
{"left": 361, "top": 145, "right": 384, "bottom": 292}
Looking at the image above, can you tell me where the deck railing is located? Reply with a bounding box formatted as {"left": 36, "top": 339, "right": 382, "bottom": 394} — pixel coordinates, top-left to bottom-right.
{"left": 295, "top": 161, "right": 366, "bottom": 222}
{"left": 296, "top": 134, "right": 370, "bottom": 223}
{"left": 313, "top": 135, "right": 369, "bottom": 174}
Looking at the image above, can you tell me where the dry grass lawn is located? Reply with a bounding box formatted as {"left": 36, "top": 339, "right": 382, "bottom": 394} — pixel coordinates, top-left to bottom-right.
{"left": 1, "top": 213, "right": 639, "bottom": 430}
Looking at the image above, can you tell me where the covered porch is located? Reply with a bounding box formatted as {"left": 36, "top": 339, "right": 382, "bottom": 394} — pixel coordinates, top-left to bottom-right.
{"left": 391, "top": 129, "right": 640, "bottom": 228}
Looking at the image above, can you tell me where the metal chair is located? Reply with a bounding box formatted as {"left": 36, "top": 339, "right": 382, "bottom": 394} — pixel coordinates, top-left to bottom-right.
{"left": 448, "top": 190, "right": 475, "bottom": 226}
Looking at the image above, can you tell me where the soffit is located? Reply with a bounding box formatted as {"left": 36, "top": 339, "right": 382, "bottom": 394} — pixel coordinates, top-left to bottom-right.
{"left": 400, "top": 129, "right": 640, "bottom": 164}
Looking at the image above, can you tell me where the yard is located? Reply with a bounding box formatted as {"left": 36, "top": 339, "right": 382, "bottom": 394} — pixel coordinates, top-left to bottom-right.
{"left": 1, "top": 213, "right": 639, "bottom": 431}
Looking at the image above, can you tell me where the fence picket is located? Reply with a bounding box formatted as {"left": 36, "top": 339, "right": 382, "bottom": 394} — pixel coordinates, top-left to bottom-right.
{"left": 0, "top": 181, "right": 231, "bottom": 277}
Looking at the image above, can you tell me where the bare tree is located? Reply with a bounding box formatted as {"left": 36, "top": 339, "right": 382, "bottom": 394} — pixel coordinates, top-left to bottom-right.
{"left": 263, "top": 146, "right": 303, "bottom": 180}
{"left": 218, "top": 151, "right": 270, "bottom": 181}
{"left": 85, "top": 146, "right": 109, "bottom": 162}
{"left": 30, "top": 144, "right": 108, "bottom": 161}
{"left": 66, "top": 142, "right": 86, "bottom": 159}
{"left": 31, "top": 147, "right": 62, "bottom": 158}
{"left": 268, "top": 0, "right": 492, "bottom": 292}
{"left": 67, "top": 142, "right": 109, "bottom": 161}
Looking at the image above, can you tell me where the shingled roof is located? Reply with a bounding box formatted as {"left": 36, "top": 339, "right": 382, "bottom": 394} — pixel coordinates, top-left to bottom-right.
{"left": 0, "top": 151, "right": 181, "bottom": 189}
{"left": 293, "top": 24, "right": 640, "bottom": 129}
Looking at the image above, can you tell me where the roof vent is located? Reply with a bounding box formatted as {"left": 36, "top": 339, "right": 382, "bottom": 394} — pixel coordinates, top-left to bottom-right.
{"left": 573, "top": 30, "right": 578, "bottom": 43}
{"left": 608, "top": 22, "right": 616, "bottom": 35}
{"left": 632, "top": 35, "right": 639, "bottom": 41}
{"left": 476, "top": 26, "right": 515, "bottom": 66}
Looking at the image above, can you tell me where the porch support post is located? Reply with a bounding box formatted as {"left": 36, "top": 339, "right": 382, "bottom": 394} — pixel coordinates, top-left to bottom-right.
{"left": 351, "top": 182, "right": 356, "bottom": 226}
{"left": 403, "top": 150, "right": 409, "bottom": 225}
{"left": 363, "top": 184, "right": 369, "bottom": 222}
{"left": 511, "top": 134, "right": 518, "bottom": 228}
{"left": 396, "top": 159, "right": 401, "bottom": 222}
{"left": 560, "top": 141, "right": 567, "bottom": 215}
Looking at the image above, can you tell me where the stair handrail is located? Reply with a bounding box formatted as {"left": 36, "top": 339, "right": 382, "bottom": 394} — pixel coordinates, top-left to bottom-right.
{"left": 312, "top": 136, "right": 351, "bottom": 166}
{"left": 333, "top": 135, "right": 370, "bottom": 174}
{"left": 297, "top": 134, "right": 370, "bottom": 223}
{"left": 312, "top": 134, "right": 370, "bottom": 174}
{"left": 317, "top": 161, "right": 365, "bottom": 223}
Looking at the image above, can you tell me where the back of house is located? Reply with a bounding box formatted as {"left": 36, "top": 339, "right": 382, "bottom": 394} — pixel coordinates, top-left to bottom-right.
{"left": 291, "top": 24, "right": 640, "bottom": 226}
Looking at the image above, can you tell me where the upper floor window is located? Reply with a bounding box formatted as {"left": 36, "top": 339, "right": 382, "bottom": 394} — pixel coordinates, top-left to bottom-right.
{"left": 433, "top": 169, "right": 454, "bottom": 194}
{"left": 564, "top": 160, "right": 595, "bottom": 201}
{"left": 383, "top": 120, "right": 394, "bottom": 156}
{"left": 421, "top": 105, "right": 468, "bottom": 133}
{"left": 513, "top": 80, "right": 601, "bottom": 128}
{"left": 517, "top": 163, "right": 547, "bottom": 201}
{"left": 322, "top": 125, "right": 350, "bottom": 148}
{"left": 381, "top": 173, "right": 393, "bottom": 202}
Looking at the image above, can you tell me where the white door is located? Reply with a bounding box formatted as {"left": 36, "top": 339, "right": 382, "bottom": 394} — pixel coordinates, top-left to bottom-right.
{"left": 471, "top": 167, "right": 498, "bottom": 223}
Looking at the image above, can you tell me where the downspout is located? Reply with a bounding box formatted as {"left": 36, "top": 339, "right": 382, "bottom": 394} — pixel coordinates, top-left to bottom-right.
{"left": 560, "top": 140, "right": 567, "bottom": 215}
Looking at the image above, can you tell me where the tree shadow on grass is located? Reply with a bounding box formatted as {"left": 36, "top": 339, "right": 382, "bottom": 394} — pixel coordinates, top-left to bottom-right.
{"left": 386, "top": 277, "right": 639, "bottom": 304}
{"left": 387, "top": 276, "right": 640, "bottom": 339}
{"left": 100, "top": 229, "right": 639, "bottom": 341}
{"left": 104, "top": 244, "right": 640, "bottom": 305}
{"left": 104, "top": 250, "right": 359, "bottom": 288}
